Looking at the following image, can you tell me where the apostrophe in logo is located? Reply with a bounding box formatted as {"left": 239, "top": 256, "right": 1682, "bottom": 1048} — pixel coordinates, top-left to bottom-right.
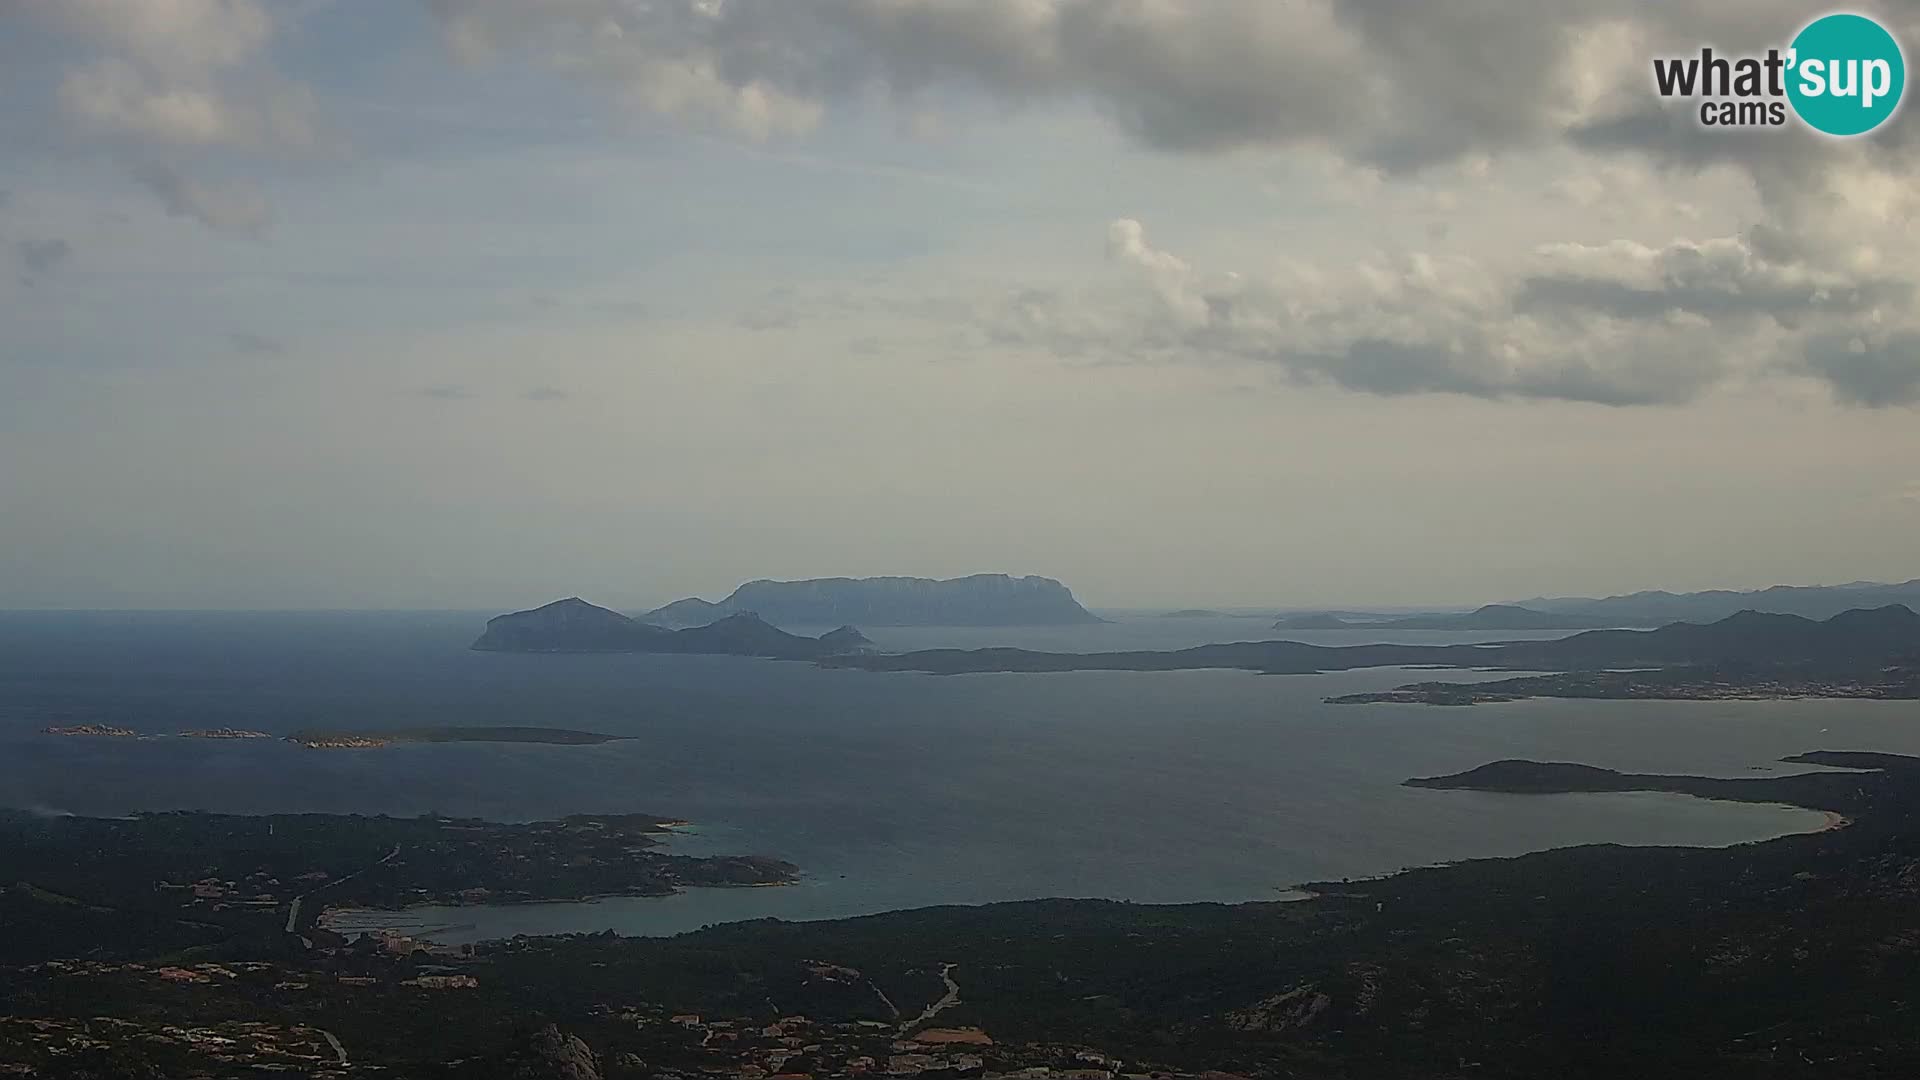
{"left": 1649, "top": 11, "right": 1905, "bottom": 136}
{"left": 1786, "top": 13, "right": 1905, "bottom": 136}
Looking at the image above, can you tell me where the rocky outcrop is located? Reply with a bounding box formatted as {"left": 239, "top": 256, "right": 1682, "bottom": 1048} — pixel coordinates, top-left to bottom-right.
{"left": 501, "top": 1024, "right": 601, "bottom": 1080}
{"left": 1224, "top": 986, "right": 1333, "bottom": 1032}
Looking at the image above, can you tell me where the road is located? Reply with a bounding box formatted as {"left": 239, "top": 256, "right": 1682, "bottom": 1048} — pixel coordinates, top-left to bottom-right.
{"left": 900, "top": 963, "right": 960, "bottom": 1034}
{"left": 316, "top": 1028, "right": 348, "bottom": 1066}
{"left": 285, "top": 843, "right": 401, "bottom": 937}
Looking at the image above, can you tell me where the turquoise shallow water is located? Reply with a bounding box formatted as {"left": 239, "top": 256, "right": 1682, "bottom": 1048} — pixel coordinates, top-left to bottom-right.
{"left": 2, "top": 610, "right": 1905, "bottom": 939}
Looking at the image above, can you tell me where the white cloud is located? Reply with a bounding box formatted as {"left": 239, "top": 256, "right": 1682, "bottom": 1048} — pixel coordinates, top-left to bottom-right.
{"left": 13, "top": 0, "right": 335, "bottom": 230}
{"left": 981, "top": 218, "right": 1917, "bottom": 406}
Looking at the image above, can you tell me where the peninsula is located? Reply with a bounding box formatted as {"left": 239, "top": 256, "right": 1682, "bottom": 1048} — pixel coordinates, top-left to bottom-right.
{"left": 0, "top": 808, "right": 797, "bottom": 967}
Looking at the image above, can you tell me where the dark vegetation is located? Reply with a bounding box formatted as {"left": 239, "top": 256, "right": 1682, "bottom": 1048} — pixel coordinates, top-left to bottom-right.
{"left": 9, "top": 754, "right": 1920, "bottom": 1076}
{"left": 0, "top": 810, "right": 793, "bottom": 966}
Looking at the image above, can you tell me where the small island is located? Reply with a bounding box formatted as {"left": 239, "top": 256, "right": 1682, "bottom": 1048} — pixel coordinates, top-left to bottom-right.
{"left": 284, "top": 726, "right": 630, "bottom": 749}
{"left": 42, "top": 724, "right": 139, "bottom": 737}
{"left": 41, "top": 724, "right": 631, "bottom": 748}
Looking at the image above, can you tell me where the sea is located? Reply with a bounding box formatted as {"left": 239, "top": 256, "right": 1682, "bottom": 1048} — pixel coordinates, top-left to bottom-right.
{"left": 3, "top": 609, "right": 1914, "bottom": 942}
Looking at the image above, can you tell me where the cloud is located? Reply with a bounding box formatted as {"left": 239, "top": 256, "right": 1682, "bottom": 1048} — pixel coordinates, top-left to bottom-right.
{"left": 228, "top": 332, "right": 284, "bottom": 356}
{"left": 737, "top": 306, "right": 799, "bottom": 331}
{"left": 417, "top": 4, "right": 1920, "bottom": 408}
{"left": 129, "top": 162, "right": 271, "bottom": 235}
{"left": 14, "top": 238, "right": 72, "bottom": 280}
{"left": 20, "top": 0, "right": 271, "bottom": 74}
{"left": 522, "top": 386, "right": 568, "bottom": 401}
{"left": 1516, "top": 238, "right": 1912, "bottom": 326}
{"left": 58, "top": 58, "right": 331, "bottom": 153}
{"left": 982, "top": 219, "right": 1917, "bottom": 407}
{"left": 419, "top": 1, "right": 1914, "bottom": 172}
{"left": 13, "top": 0, "right": 335, "bottom": 230}
{"left": 1804, "top": 331, "right": 1920, "bottom": 407}
{"left": 418, "top": 384, "right": 474, "bottom": 400}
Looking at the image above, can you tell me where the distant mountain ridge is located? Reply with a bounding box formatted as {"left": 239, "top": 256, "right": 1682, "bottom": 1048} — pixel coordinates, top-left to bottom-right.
{"left": 1517, "top": 578, "right": 1920, "bottom": 624}
{"left": 829, "top": 604, "right": 1920, "bottom": 675}
{"left": 1275, "top": 604, "right": 1629, "bottom": 632}
{"left": 471, "top": 598, "right": 874, "bottom": 659}
{"left": 1272, "top": 579, "right": 1920, "bottom": 631}
{"left": 645, "top": 574, "right": 1102, "bottom": 627}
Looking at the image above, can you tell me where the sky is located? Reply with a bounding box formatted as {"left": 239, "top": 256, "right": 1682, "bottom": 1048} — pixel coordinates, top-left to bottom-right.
{"left": 1, "top": 0, "right": 1918, "bottom": 612}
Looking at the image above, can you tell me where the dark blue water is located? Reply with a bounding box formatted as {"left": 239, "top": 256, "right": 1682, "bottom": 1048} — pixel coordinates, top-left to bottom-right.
{"left": 4, "top": 610, "right": 1909, "bottom": 939}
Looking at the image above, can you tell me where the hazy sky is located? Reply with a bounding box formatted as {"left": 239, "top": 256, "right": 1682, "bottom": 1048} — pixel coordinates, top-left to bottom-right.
{"left": 2, "top": 1, "right": 1918, "bottom": 611}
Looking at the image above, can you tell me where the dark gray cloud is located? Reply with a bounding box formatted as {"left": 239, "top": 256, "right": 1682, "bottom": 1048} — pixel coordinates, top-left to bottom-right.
{"left": 14, "top": 237, "right": 71, "bottom": 279}
{"left": 1804, "top": 331, "right": 1920, "bottom": 407}
{"left": 129, "top": 161, "right": 270, "bottom": 235}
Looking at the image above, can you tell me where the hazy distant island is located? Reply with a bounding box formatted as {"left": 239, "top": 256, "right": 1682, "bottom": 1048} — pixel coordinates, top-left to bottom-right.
{"left": 1521, "top": 576, "right": 1920, "bottom": 623}
{"left": 646, "top": 573, "right": 1103, "bottom": 627}
{"left": 472, "top": 597, "right": 875, "bottom": 658}
{"left": 1290, "top": 578, "right": 1920, "bottom": 632}
{"left": 1275, "top": 603, "right": 1632, "bottom": 632}
{"left": 828, "top": 604, "right": 1920, "bottom": 705}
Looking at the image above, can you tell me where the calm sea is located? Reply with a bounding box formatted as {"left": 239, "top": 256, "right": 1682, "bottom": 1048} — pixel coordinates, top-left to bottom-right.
{"left": 3, "top": 610, "right": 1912, "bottom": 940}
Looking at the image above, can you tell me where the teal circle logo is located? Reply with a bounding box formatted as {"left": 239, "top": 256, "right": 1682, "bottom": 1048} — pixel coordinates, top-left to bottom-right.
{"left": 1787, "top": 13, "right": 1906, "bottom": 136}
